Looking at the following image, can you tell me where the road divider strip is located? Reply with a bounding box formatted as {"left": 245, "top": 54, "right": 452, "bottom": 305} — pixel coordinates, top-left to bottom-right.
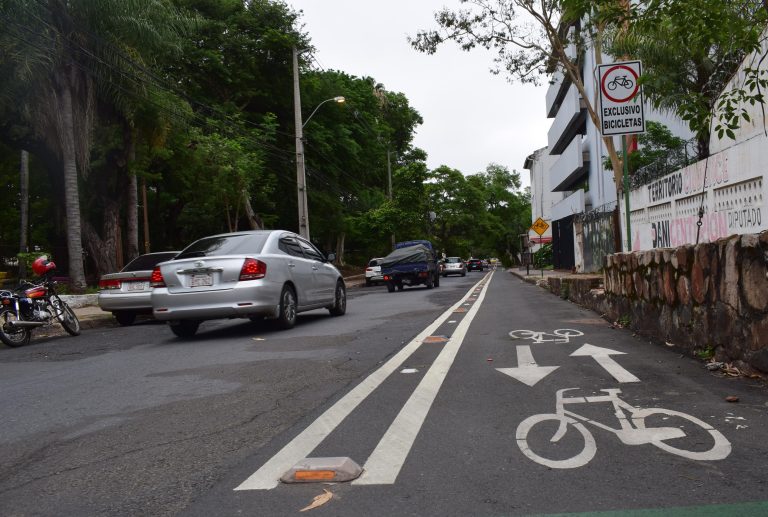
{"left": 353, "top": 273, "right": 492, "bottom": 485}
{"left": 234, "top": 272, "right": 493, "bottom": 490}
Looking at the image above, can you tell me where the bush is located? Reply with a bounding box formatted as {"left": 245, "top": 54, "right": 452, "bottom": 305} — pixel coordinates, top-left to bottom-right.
{"left": 533, "top": 243, "right": 552, "bottom": 269}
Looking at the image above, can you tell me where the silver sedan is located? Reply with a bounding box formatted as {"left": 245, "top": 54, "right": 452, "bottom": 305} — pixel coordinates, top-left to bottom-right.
{"left": 98, "top": 251, "right": 180, "bottom": 326}
{"left": 150, "top": 230, "right": 346, "bottom": 337}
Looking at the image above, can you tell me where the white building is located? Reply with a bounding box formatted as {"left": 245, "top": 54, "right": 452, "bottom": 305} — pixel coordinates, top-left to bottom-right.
{"left": 523, "top": 147, "right": 566, "bottom": 251}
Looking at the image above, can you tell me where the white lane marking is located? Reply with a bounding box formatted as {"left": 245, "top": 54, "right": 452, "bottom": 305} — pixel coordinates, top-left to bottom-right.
{"left": 353, "top": 273, "right": 493, "bottom": 485}
{"left": 234, "top": 276, "right": 490, "bottom": 490}
{"left": 401, "top": 368, "right": 419, "bottom": 374}
{"left": 570, "top": 344, "right": 640, "bottom": 383}
{"left": 496, "top": 345, "right": 559, "bottom": 387}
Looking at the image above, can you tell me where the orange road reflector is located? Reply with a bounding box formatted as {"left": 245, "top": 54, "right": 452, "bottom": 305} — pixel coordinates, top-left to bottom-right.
{"left": 423, "top": 335, "right": 449, "bottom": 344}
{"left": 453, "top": 308, "right": 468, "bottom": 313}
{"left": 281, "top": 457, "right": 362, "bottom": 484}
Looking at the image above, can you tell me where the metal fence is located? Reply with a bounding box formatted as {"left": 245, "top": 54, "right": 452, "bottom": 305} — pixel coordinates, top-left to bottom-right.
{"left": 630, "top": 139, "right": 700, "bottom": 189}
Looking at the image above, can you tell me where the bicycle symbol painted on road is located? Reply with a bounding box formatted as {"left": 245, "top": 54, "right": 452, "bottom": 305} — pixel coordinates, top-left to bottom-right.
{"left": 508, "top": 329, "right": 583, "bottom": 344}
{"left": 516, "top": 388, "right": 732, "bottom": 469}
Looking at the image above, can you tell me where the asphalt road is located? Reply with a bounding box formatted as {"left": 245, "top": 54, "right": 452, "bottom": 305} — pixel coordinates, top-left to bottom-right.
{"left": 1, "top": 271, "right": 767, "bottom": 516}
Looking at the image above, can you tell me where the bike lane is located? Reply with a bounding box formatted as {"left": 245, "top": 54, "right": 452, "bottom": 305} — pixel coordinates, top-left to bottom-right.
{"left": 183, "top": 271, "right": 768, "bottom": 516}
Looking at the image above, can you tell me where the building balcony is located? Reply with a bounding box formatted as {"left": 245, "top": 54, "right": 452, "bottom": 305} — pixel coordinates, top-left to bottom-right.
{"left": 550, "top": 137, "right": 589, "bottom": 192}
{"left": 551, "top": 189, "right": 585, "bottom": 221}
{"left": 547, "top": 83, "right": 587, "bottom": 155}
{"left": 545, "top": 69, "right": 570, "bottom": 118}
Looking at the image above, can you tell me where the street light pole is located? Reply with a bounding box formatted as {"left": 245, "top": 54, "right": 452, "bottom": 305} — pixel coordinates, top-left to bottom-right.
{"left": 292, "top": 48, "right": 345, "bottom": 241}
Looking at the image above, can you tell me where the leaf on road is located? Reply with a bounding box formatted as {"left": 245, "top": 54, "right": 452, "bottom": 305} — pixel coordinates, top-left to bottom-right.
{"left": 299, "top": 489, "right": 333, "bottom": 512}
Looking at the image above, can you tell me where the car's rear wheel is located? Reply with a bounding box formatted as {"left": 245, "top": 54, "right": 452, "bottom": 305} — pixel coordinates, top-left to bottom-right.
{"left": 276, "top": 285, "right": 297, "bottom": 329}
{"left": 328, "top": 281, "right": 346, "bottom": 316}
{"left": 169, "top": 320, "right": 200, "bottom": 338}
{"left": 386, "top": 282, "right": 395, "bottom": 293}
{"left": 365, "top": 278, "right": 372, "bottom": 287}
{"left": 114, "top": 311, "right": 136, "bottom": 326}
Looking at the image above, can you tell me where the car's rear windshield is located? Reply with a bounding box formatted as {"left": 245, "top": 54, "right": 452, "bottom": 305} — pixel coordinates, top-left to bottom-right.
{"left": 122, "top": 252, "right": 178, "bottom": 272}
{"left": 368, "top": 258, "right": 381, "bottom": 266}
{"left": 176, "top": 234, "right": 268, "bottom": 259}
{"left": 446, "top": 257, "right": 462, "bottom": 263}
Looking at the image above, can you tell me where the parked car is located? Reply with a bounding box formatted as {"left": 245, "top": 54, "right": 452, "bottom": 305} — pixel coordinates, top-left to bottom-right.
{"left": 466, "top": 258, "right": 484, "bottom": 272}
{"left": 98, "top": 251, "right": 180, "bottom": 326}
{"left": 150, "top": 230, "right": 346, "bottom": 337}
{"left": 365, "top": 257, "right": 384, "bottom": 286}
{"left": 441, "top": 256, "right": 467, "bottom": 277}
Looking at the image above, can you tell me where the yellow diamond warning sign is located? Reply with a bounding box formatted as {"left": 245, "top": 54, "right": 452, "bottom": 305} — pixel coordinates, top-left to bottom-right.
{"left": 530, "top": 217, "right": 549, "bottom": 236}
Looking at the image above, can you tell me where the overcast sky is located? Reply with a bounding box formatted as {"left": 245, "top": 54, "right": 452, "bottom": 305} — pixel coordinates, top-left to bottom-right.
{"left": 287, "top": 0, "right": 550, "bottom": 187}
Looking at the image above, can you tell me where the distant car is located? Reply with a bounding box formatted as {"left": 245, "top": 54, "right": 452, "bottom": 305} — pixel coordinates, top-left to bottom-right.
{"left": 150, "top": 230, "right": 346, "bottom": 337}
{"left": 466, "top": 258, "right": 484, "bottom": 272}
{"left": 441, "top": 256, "right": 467, "bottom": 277}
{"left": 365, "top": 257, "right": 384, "bottom": 286}
{"left": 98, "top": 251, "right": 180, "bottom": 326}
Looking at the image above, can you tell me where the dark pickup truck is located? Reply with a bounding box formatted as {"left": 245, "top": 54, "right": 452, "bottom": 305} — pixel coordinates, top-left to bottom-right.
{"left": 379, "top": 240, "right": 441, "bottom": 292}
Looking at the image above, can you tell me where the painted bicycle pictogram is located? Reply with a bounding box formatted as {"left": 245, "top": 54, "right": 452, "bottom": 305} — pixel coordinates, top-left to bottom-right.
{"left": 508, "top": 329, "right": 583, "bottom": 344}
{"left": 606, "top": 75, "right": 634, "bottom": 91}
{"left": 516, "top": 388, "right": 732, "bottom": 469}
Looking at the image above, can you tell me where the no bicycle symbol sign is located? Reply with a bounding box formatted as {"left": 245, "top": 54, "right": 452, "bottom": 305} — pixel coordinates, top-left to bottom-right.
{"left": 598, "top": 60, "right": 645, "bottom": 136}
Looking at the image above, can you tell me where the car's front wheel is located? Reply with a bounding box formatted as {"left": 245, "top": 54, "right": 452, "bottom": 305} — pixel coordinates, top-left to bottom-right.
{"left": 276, "top": 285, "right": 297, "bottom": 329}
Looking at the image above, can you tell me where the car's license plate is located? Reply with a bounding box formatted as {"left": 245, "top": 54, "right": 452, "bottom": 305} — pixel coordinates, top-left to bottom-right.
{"left": 126, "top": 281, "right": 148, "bottom": 291}
{"left": 190, "top": 274, "right": 213, "bottom": 287}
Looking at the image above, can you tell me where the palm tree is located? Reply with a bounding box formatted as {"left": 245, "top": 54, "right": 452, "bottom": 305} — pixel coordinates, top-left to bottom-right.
{"left": 0, "top": 0, "right": 192, "bottom": 288}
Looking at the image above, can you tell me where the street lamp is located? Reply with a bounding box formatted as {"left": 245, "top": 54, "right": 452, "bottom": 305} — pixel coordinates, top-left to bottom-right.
{"left": 293, "top": 49, "right": 346, "bottom": 240}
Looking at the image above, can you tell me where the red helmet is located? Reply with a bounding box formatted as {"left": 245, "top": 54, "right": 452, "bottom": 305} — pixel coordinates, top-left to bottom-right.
{"left": 31, "top": 256, "right": 56, "bottom": 276}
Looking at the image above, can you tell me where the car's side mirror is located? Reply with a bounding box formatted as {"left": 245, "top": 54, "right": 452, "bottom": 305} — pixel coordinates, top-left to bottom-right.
{"left": 326, "top": 252, "right": 337, "bottom": 262}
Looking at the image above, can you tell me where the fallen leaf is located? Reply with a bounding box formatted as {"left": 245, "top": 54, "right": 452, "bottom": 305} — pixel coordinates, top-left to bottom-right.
{"left": 300, "top": 489, "right": 333, "bottom": 512}
{"left": 725, "top": 396, "right": 740, "bottom": 403}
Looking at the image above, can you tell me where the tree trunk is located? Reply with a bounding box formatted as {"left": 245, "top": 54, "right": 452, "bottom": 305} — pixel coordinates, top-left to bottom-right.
{"left": 19, "top": 150, "right": 29, "bottom": 278}
{"left": 335, "top": 232, "right": 345, "bottom": 266}
{"left": 125, "top": 125, "right": 139, "bottom": 262}
{"left": 60, "top": 82, "right": 87, "bottom": 291}
{"left": 82, "top": 200, "right": 120, "bottom": 278}
{"left": 242, "top": 189, "right": 264, "bottom": 230}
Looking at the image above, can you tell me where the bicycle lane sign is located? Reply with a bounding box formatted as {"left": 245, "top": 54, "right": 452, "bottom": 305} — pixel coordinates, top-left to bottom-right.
{"left": 598, "top": 60, "right": 645, "bottom": 136}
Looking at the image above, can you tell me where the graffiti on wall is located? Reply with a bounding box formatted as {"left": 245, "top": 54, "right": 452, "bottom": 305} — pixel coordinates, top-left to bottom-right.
{"left": 633, "top": 212, "right": 729, "bottom": 250}
{"left": 645, "top": 154, "right": 730, "bottom": 204}
{"left": 727, "top": 206, "right": 762, "bottom": 232}
{"left": 583, "top": 212, "right": 616, "bottom": 272}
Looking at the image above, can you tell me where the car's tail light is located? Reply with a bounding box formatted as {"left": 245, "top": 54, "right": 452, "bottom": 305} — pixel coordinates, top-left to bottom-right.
{"left": 239, "top": 258, "right": 266, "bottom": 280}
{"left": 150, "top": 267, "right": 166, "bottom": 287}
{"left": 99, "top": 278, "right": 121, "bottom": 290}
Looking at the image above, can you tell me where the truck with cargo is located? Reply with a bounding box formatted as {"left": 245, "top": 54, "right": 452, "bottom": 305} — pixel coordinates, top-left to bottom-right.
{"left": 379, "top": 240, "right": 441, "bottom": 292}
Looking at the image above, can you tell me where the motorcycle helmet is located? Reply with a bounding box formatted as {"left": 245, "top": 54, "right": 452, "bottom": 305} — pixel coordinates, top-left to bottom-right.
{"left": 31, "top": 256, "right": 56, "bottom": 276}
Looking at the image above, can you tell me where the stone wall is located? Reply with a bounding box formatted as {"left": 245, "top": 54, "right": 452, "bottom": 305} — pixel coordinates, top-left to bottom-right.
{"left": 602, "top": 232, "right": 768, "bottom": 374}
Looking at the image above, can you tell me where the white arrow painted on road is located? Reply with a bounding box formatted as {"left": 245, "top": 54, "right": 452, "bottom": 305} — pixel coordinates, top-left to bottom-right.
{"left": 496, "top": 345, "right": 559, "bottom": 387}
{"left": 570, "top": 344, "right": 640, "bottom": 383}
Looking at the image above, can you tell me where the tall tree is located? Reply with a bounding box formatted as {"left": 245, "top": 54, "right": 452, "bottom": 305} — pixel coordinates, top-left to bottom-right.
{"left": 0, "top": 0, "right": 192, "bottom": 287}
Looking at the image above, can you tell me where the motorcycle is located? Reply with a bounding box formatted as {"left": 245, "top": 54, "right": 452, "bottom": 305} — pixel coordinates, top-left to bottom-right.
{"left": 0, "top": 257, "right": 81, "bottom": 348}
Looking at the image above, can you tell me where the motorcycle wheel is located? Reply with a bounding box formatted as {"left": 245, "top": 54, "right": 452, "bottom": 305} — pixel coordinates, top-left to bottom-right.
{"left": 50, "top": 296, "right": 81, "bottom": 336}
{"left": 0, "top": 308, "right": 31, "bottom": 347}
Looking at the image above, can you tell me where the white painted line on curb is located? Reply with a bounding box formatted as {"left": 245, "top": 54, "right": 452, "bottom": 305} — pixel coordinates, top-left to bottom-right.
{"left": 353, "top": 273, "right": 493, "bottom": 485}
{"left": 234, "top": 274, "right": 491, "bottom": 491}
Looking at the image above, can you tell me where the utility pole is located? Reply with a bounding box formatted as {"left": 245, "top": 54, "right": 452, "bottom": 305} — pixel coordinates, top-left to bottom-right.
{"left": 293, "top": 47, "right": 310, "bottom": 240}
{"left": 387, "top": 148, "right": 395, "bottom": 249}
